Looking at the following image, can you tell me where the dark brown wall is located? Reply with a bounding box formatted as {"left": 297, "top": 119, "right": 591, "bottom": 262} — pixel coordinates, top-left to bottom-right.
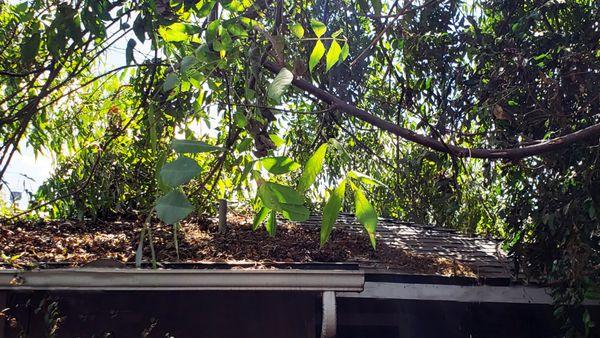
{"left": 3, "top": 290, "right": 599, "bottom": 338}
{"left": 336, "top": 298, "right": 600, "bottom": 338}
{"left": 0, "top": 292, "right": 6, "bottom": 338}
{"left": 1, "top": 291, "right": 319, "bottom": 338}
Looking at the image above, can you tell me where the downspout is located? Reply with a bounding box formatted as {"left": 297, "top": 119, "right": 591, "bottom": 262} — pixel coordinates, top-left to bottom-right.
{"left": 321, "top": 291, "right": 337, "bottom": 338}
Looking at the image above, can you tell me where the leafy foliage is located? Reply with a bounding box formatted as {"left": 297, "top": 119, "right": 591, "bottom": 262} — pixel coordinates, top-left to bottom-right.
{"left": 0, "top": 0, "right": 598, "bottom": 334}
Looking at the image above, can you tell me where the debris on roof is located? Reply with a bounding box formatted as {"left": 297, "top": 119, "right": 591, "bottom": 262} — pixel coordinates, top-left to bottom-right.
{"left": 305, "top": 214, "right": 511, "bottom": 279}
{"left": 0, "top": 213, "right": 510, "bottom": 279}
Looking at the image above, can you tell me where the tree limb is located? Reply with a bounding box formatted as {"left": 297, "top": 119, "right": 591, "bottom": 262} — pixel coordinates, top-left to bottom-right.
{"left": 263, "top": 61, "right": 600, "bottom": 160}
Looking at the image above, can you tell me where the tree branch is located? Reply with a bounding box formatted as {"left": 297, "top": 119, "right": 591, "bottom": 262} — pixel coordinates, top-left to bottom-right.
{"left": 263, "top": 61, "right": 600, "bottom": 160}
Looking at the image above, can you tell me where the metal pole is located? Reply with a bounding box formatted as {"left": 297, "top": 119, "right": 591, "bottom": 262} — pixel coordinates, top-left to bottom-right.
{"left": 218, "top": 199, "right": 227, "bottom": 233}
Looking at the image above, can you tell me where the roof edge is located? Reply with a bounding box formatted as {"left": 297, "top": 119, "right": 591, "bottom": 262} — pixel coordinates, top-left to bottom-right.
{"left": 0, "top": 268, "right": 365, "bottom": 292}
{"left": 338, "top": 281, "right": 600, "bottom": 306}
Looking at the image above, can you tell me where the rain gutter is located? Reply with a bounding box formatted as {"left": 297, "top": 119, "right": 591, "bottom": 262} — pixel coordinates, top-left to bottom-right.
{"left": 0, "top": 268, "right": 364, "bottom": 292}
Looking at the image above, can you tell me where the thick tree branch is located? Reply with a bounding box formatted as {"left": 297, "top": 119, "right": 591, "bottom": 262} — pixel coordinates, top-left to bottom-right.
{"left": 263, "top": 61, "right": 600, "bottom": 160}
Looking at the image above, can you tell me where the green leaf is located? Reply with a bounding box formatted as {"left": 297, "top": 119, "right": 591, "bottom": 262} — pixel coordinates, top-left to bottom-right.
{"left": 20, "top": 31, "right": 40, "bottom": 64}
{"left": 309, "top": 40, "right": 326, "bottom": 72}
{"left": 155, "top": 190, "right": 193, "bottom": 225}
{"left": 354, "top": 187, "right": 378, "bottom": 249}
{"left": 348, "top": 171, "right": 387, "bottom": 187}
{"left": 331, "top": 29, "right": 343, "bottom": 38}
{"left": 216, "top": 30, "right": 233, "bottom": 51}
{"left": 372, "top": 0, "right": 383, "bottom": 16}
{"left": 233, "top": 112, "right": 248, "bottom": 128}
{"left": 325, "top": 40, "right": 342, "bottom": 71}
{"left": 180, "top": 55, "right": 197, "bottom": 72}
{"left": 163, "top": 73, "right": 179, "bottom": 92}
{"left": 253, "top": 206, "right": 270, "bottom": 230}
{"left": 267, "top": 68, "right": 294, "bottom": 102}
{"left": 159, "top": 156, "right": 202, "bottom": 187}
{"left": 310, "top": 19, "right": 326, "bottom": 38}
{"left": 290, "top": 23, "right": 304, "bottom": 38}
{"left": 257, "top": 182, "right": 309, "bottom": 221}
{"left": 258, "top": 182, "right": 305, "bottom": 209}
{"left": 14, "top": 2, "right": 28, "bottom": 13}
{"left": 206, "top": 20, "right": 221, "bottom": 42}
{"left": 298, "top": 143, "right": 328, "bottom": 192}
{"left": 158, "top": 22, "right": 188, "bottom": 42}
{"left": 133, "top": 14, "right": 146, "bottom": 42}
{"left": 280, "top": 204, "right": 310, "bottom": 222}
{"left": 260, "top": 156, "right": 301, "bottom": 175}
{"left": 171, "top": 139, "right": 224, "bottom": 153}
{"left": 321, "top": 180, "right": 346, "bottom": 246}
{"left": 125, "top": 38, "right": 136, "bottom": 65}
{"left": 266, "top": 210, "right": 277, "bottom": 236}
{"left": 269, "top": 134, "right": 285, "bottom": 148}
{"left": 339, "top": 42, "right": 349, "bottom": 64}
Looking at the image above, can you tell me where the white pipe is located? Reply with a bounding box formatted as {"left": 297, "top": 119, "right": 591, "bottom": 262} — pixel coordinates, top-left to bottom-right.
{"left": 321, "top": 291, "right": 336, "bottom": 338}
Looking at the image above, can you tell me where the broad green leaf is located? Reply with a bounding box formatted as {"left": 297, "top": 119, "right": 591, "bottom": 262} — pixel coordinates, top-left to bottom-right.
{"left": 171, "top": 139, "right": 224, "bottom": 153}
{"left": 14, "top": 2, "right": 28, "bottom": 13}
{"left": 309, "top": 40, "right": 325, "bottom": 72}
{"left": 310, "top": 19, "right": 326, "bottom": 38}
{"left": 163, "top": 73, "right": 179, "bottom": 92}
{"left": 281, "top": 204, "right": 311, "bottom": 222}
{"left": 348, "top": 171, "right": 387, "bottom": 187}
{"left": 206, "top": 20, "right": 221, "bottom": 42}
{"left": 321, "top": 180, "right": 346, "bottom": 246}
{"left": 269, "top": 134, "right": 285, "bottom": 147}
{"left": 214, "top": 30, "right": 233, "bottom": 51}
{"left": 197, "top": 1, "right": 217, "bottom": 16}
{"left": 339, "top": 42, "right": 349, "bottom": 64}
{"left": 180, "top": 55, "right": 197, "bottom": 72}
{"left": 125, "top": 38, "right": 136, "bottom": 65}
{"left": 260, "top": 156, "right": 301, "bottom": 175}
{"left": 223, "top": 0, "right": 246, "bottom": 12}
{"left": 233, "top": 112, "right": 248, "bottom": 127}
{"left": 290, "top": 23, "right": 304, "bottom": 38}
{"left": 267, "top": 68, "right": 294, "bottom": 101}
{"left": 298, "top": 143, "right": 328, "bottom": 192}
{"left": 258, "top": 182, "right": 305, "bottom": 209}
{"left": 158, "top": 22, "right": 188, "bottom": 42}
{"left": 372, "top": 0, "right": 383, "bottom": 16}
{"left": 253, "top": 206, "right": 270, "bottom": 230}
{"left": 133, "top": 14, "right": 146, "bottom": 42}
{"left": 326, "top": 40, "right": 342, "bottom": 71}
{"left": 159, "top": 156, "right": 202, "bottom": 187}
{"left": 155, "top": 190, "right": 193, "bottom": 225}
{"left": 20, "top": 31, "right": 40, "bottom": 64}
{"left": 354, "top": 187, "right": 378, "bottom": 249}
{"left": 237, "top": 138, "right": 253, "bottom": 152}
{"left": 266, "top": 210, "right": 277, "bottom": 236}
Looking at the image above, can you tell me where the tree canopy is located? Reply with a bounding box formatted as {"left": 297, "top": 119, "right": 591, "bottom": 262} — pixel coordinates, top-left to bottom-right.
{"left": 0, "top": 0, "right": 598, "bottom": 335}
